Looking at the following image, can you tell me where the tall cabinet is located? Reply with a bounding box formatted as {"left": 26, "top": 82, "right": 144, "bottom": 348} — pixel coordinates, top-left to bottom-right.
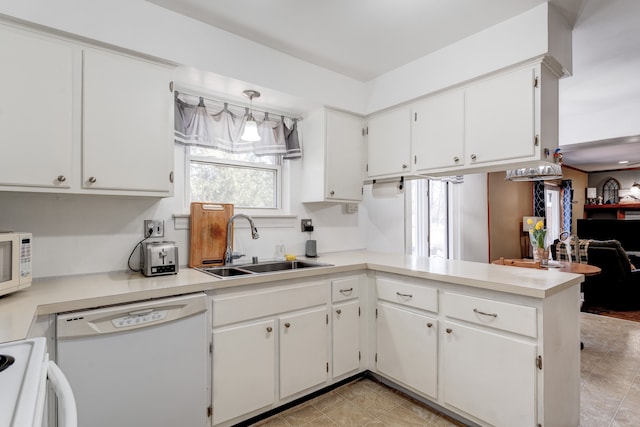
{"left": 302, "top": 108, "right": 364, "bottom": 202}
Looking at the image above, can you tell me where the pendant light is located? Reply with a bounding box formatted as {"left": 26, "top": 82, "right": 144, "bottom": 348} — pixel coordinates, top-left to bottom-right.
{"left": 241, "top": 89, "right": 261, "bottom": 142}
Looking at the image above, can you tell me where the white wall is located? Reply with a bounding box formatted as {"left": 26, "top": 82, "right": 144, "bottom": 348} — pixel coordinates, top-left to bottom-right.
{"left": 450, "top": 174, "right": 489, "bottom": 263}
{"left": 361, "top": 183, "right": 406, "bottom": 254}
{"left": 560, "top": 0, "right": 640, "bottom": 145}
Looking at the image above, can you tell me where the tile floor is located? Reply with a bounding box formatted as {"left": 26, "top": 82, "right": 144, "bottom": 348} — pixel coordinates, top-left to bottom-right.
{"left": 252, "top": 313, "right": 640, "bottom": 427}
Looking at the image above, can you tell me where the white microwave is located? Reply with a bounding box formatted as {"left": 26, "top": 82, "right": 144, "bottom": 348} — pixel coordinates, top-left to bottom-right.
{"left": 0, "top": 232, "right": 32, "bottom": 297}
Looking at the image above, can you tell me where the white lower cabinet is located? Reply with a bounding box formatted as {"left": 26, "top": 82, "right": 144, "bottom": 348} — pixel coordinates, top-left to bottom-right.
{"left": 332, "top": 300, "right": 360, "bottom": 378}
{"left": 280, "top": 307, "right": 328, "bottom": 399}
{"left": 442, "top": 321, "right": 537, "bottom": 426}
{"left": 210, "top": 280, "right": 330, "bottom": 426}
{"left": 376, "top": 302, "right": 438, "bottom": 398}
{"left": 212, "top": 319, "right": 276, "bottom": 425}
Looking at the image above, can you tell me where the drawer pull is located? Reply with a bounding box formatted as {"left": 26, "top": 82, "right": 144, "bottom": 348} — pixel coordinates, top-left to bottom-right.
{"left": 284, "top": 322, "right": 291, "bottom": 328}
{"left": 339, "top": 288, "right": 353, "bottom": 295}
{"left": 426, "top": 323, "right": 433, "bottom": 328}
{"left": 473, "top": 308, "right": 498, "bottom": 318}
{"left": 446, "top": 328, "right": 453, "bottom": 334}
{"left": 336, "top": 309, "right": 342, "bottom": 315}
{"left": 396, "top": 292, "right": 413, "bottom": 298}
{"left": 266, "top": 326, "right": 273, "bottom": 333}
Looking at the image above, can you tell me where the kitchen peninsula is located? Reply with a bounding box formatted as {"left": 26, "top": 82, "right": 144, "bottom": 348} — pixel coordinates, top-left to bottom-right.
{"left": 0, "top": 251, "right": 583, "bottom": 427}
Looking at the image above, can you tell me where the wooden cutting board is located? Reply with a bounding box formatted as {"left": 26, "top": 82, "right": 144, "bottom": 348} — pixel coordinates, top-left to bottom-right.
{"left": 189, "top": 202, "right": 234, "bottom": 267}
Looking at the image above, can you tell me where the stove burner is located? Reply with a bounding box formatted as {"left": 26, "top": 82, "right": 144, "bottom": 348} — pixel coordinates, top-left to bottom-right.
{"left": 0, "top": 354, "right": 15, "bottom": 372}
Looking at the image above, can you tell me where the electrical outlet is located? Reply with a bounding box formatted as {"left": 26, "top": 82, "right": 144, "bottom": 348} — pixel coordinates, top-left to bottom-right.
{"left": 144, "top": 220, "right": 164, "bottom": 237}
{"left": 301, "top": 219, "right": 314, "bottom": 232}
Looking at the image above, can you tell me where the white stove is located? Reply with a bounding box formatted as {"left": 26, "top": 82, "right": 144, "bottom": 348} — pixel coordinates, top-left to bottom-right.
{"left": 0, "top": 337, "right": 76, "bottom": 427}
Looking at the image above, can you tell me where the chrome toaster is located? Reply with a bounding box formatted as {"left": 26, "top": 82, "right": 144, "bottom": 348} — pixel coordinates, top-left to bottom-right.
{"left": 141, "top": 241, "right": 179, "bottom": 277}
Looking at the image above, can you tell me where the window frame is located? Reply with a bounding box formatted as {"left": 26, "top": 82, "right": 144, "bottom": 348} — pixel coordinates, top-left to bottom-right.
{"left": 407, "top": 178, "right": 450, "bottom": 258}
{"left": 185, "top": 148, "right": 285, "bottom": 215}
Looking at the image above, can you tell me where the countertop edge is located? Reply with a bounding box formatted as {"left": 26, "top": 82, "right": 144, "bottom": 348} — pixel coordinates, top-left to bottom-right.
{"left": 1, "top": 252, "right": 583, "bottom": 343}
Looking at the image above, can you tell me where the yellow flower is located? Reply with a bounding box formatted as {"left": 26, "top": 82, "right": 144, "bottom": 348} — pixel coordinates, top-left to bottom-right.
{"left": 535, "top": 220, "right": 544, "bottom": 230}
{"left": 527, "top": 218, "right": 533, "bottom": 225}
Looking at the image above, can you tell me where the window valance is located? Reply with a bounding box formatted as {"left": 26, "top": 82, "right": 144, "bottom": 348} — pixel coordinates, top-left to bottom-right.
{"left": 174, "top": 92, "right": 301, "bottom": 159}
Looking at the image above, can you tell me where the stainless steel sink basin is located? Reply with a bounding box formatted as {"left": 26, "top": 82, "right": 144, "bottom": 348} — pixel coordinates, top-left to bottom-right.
{"left": 197, "top": 266, "right": 254, "bottom": 278}
{"left": 196, "top": 260, "right": 332, "bottom": 278}
{"left": 241, "top": 260, "right": 332, "bottom": 273}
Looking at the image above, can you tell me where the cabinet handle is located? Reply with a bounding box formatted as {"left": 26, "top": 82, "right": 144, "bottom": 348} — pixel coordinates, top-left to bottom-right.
{"left": 56, "top": 175, "right": 66, "bottom": 183}
{"left": 446, "top": 328, "right": 453, "bottom": 334}
{"left": 339, "top": 288, "right": 353, "bottom": 295}
{"left": 336, "top": 309, "right": 342, "bottom": 315}
{"left": 266, "top": 326, "right": 273, "bottom": 333}
{"left": 426, "top": 323, "right": 433, "bottom": 328}
{"left": 470, "top": 154, "right": 477, "bottom": 161}
{"left": 169, "top": 171, "right": 174, "bottom": 183}
{"left": 396, "top": 292, "right": 412, "bottom": 298}
{"left": 330, "top": 190, "right": 335, "bottom": 196}
{"left": 88, "top": 176, "right": 97, "bottom": 184}
{"left": 473, "top": 308, "right": 498, "bottom": 318}
{"left": 402, "top": 164, "right": 408, "bottom": 169}
{"left": 453, "top": 157, "right": 459, "bottom": 163}
{"left": 284, "top": 322, "right": 291, "bottom": 328}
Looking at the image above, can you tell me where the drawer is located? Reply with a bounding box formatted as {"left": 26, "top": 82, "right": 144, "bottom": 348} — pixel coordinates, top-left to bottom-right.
{"left": 332, "top": 276, "right": 362, "bottom": 302}
{"left": 376, "top": 278, "right": 438, "bottom": 313}
{"left": 444, "top": 292, "right": 537, "bottom": 338}
{"left": 212, "top": 281, "right": 329, "bottom": 327}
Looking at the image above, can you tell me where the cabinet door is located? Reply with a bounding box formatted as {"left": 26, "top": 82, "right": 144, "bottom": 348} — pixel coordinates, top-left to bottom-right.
{"left": 367, "top": 106, "right": 412, "bottom": 178}
{"left": 82, "top": 48, "right": 173, "bottom": 193}
{"left": 412, "top": 90, "right": 465, "bottom": 172}
{"left": 442, "top": 321, "right": 537, "bottom": 426}
{"left": 325, "top": 110, "right": 364, "bottom": 201}
{"left": 212, "top": 319, "right": 276, "bottom": 425}
{"left": 0, "top": 27, "right": 73, "bottom": 189}
{"left": 280, "top": 307, "right": 328, "bottom": 399}
{"left": 465, "top": 67, "right": 536, "bottom": 165}
{"left": 376, "top": 303, "right": 437, "bottom": 398}
{"left": 332, "top": 300, "right": 360, "bottom": 378}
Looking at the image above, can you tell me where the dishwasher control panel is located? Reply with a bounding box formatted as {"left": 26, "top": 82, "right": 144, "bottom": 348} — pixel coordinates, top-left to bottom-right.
{"left": 112, "top": 310, "right": 168, "bottom": 328}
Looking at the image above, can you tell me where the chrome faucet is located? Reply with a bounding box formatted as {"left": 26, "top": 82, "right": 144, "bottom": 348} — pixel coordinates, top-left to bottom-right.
{"left": 225, "top": 214, "right": 259, "bottom": 265}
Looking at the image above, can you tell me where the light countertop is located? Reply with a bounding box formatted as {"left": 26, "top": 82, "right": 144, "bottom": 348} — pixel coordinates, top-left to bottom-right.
{"left": 0, "top": 250, "right": 583, "bottom": 343}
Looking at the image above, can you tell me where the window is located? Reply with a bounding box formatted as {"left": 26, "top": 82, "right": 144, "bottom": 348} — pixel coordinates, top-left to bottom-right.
{"left": 602, "top": 178, "right": 620, "bottom": 204}
{"left": 545, "top": 186, "right": 561, "bottom": 244}
{"left": 408, "top": 179, "right": 449, "bottom": 258}
{"left": 187, "top": 146, "right": 282, "bottom": 210}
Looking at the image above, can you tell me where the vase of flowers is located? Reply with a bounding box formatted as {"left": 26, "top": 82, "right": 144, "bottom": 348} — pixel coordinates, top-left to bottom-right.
{"left": 528, "top": 218, "right": 549, "bottom": 266}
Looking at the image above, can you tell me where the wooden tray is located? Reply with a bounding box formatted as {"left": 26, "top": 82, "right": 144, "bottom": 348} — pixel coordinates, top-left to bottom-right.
{"left": 189, "top": 202, "right": 234, "bottom": 267}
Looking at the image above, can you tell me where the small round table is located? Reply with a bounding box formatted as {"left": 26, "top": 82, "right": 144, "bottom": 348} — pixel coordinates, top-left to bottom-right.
{"left": 491, "top": 259, "right": 601, "bottom": 276}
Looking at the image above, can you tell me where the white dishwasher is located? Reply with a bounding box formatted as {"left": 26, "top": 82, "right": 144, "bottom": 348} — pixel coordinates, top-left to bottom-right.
{"left": 56, "top": 293, "right": 209, "bottom": 427}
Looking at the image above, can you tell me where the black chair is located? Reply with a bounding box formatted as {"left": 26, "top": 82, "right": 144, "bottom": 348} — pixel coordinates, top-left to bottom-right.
{"left": 582, "top": 240, "right": 640, "bottom": 310}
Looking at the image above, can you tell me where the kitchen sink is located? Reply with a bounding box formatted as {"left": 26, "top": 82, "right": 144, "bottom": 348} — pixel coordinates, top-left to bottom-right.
{"left": 197, "top": 266, "right": 254, "bottom": 278}
{"left": 196, "top": 260, "right": 332, "bottom": 278}
{"left": 241, "top": 260, "right": 332, "bottom": 273}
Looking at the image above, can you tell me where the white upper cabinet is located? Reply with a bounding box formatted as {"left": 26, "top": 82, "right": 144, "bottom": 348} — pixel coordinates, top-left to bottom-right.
{"left": 412, "top": 89, "right": 465, "bottom": 173}
{"left": 465, "top": 66, "right": 536, "bottom": 165}
{"left": 364, "top": 60, "right": 559, "bottom": 180}
{"left": 366, "top": 105, "right": 412, "bottom": 179}
{"left": 82, "top": 49, "right": 174, "bottom": 194}
{"left": 302, "top": 108, "right": 364, "bottom": 202}
{"left": 0, "top": 26, "right": 74, "bottom": 189}
{"left": 0, "top": 23, "right": 175, "bottom": 197}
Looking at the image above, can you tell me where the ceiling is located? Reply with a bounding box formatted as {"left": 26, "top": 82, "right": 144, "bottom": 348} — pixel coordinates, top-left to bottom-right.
{"left": 148, "top": 0, "right": 585, "bottom": 82}
{"left": 147, "top": 0, "right": 639, "bottom": 173}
